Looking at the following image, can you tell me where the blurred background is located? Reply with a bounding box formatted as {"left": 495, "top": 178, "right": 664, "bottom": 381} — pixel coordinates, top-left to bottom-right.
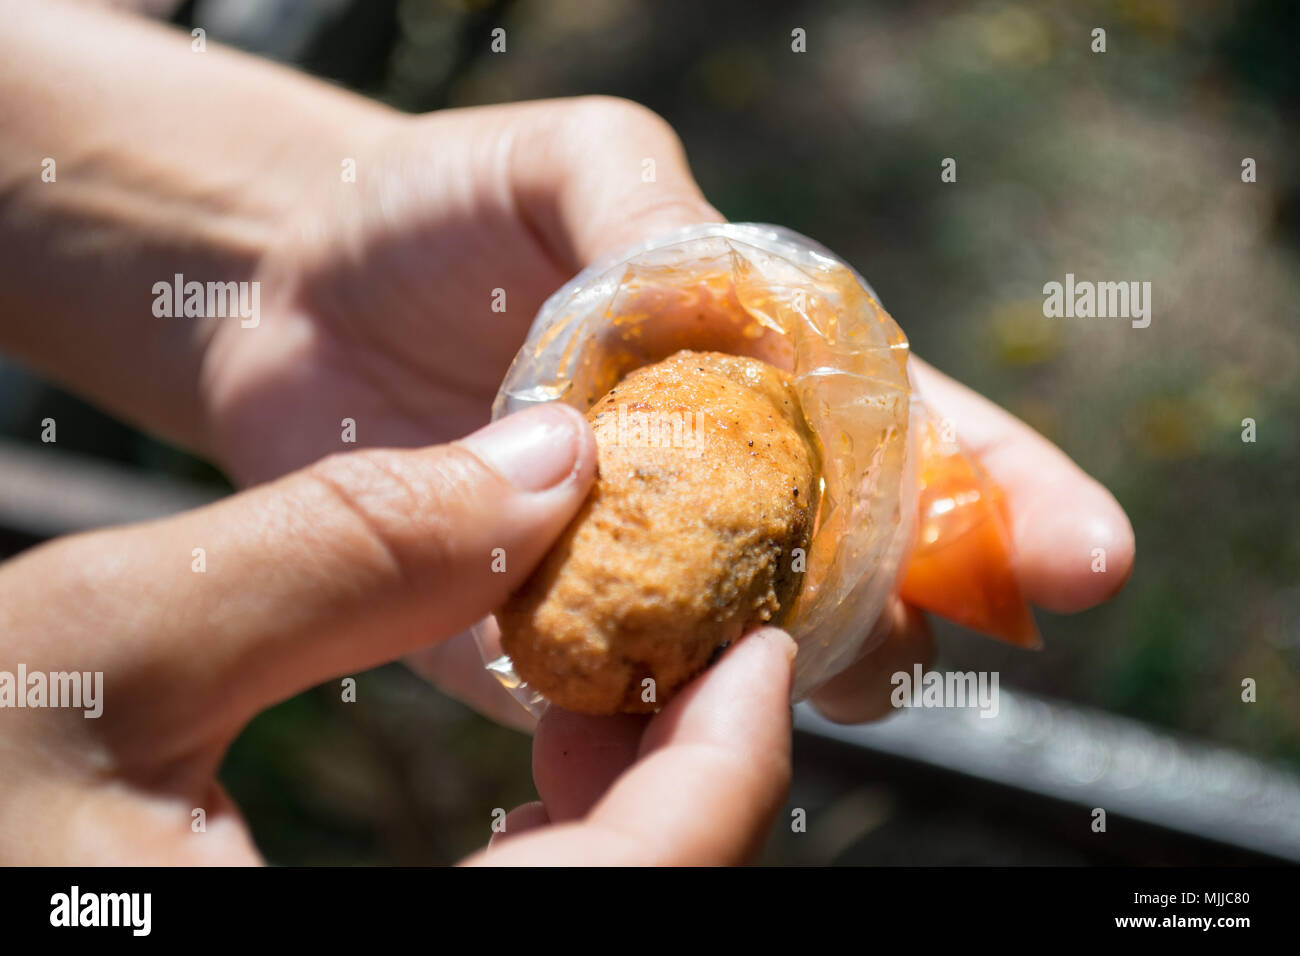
{"left": 2, "top": 0, "right": 1297, "bottom": 864}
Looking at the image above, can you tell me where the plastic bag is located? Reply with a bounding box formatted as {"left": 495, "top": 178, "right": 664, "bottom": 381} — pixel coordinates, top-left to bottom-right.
{"left": 474, "top": 222, "right": 1031, "bottom": 717}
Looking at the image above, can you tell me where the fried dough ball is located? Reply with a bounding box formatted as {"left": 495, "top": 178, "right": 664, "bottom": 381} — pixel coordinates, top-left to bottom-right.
{"left": 497, "top": 350, "right": 818, "bottom": 715}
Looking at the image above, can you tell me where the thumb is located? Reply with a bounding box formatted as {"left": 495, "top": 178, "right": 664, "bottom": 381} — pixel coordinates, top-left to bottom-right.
{"left": 2, "top": 404, "right": 595, "bottom": 745}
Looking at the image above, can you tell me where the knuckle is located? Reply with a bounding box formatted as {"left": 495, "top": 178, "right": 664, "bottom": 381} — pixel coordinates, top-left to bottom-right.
{"left": 567, "top": 94, "right": 679, "bottom": 143}
{"left": 299, "top": 446, "right": 494, "bottom": 581}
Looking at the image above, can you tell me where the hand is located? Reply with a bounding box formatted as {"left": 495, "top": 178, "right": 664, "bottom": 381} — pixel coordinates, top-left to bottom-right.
{"left": 197, "top": 97, "right": 1132, "bottom": 728}
{"left": 0, "top": 407, "right": 576, "bottom": 862}
{"left": 0, "top": 4, "right": 1135, "bottom": 867}
{"left": 0, "top": 406, "right": 796, "bottom": 865}
{"left": 470, "top": 630, "right": 795, "bottom": 866}
{"left": 0, "top": 7, "right": 1132, "bottom": 733}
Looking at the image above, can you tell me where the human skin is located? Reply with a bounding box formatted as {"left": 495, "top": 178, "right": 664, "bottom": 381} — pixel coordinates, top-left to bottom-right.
{"left": 0, "top": 1, "right": 1134, "bottom": 863}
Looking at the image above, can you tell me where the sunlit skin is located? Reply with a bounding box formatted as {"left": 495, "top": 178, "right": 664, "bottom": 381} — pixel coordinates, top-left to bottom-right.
{"left": 0, "top": 1, "right": 1133, "bottom": 863}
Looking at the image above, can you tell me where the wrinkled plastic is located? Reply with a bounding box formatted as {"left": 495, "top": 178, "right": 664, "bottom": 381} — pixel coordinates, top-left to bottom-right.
{"left": 901, "top": 416, "right": 1040, "bottom": 648}
{"left": 473, "top": 223, "right": 1032, "bottom": 717}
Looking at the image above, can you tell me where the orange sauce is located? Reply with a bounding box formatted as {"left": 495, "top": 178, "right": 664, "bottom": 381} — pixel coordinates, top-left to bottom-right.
{"left": 899, "top": 420, "right": 1040, "bottom": 647}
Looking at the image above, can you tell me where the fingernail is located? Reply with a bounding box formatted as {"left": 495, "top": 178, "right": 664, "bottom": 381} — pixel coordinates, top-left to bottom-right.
{"left": 460, "top": 405, "right": 583, "bottom": 492}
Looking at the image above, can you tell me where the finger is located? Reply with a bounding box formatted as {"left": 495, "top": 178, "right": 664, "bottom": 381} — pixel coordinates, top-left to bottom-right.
{"left": 0, "top": 404, "right": 596, "bottom": 755}
{"left": 808, "top": 598, "right": 935, "bottom": 725}
{"left": 532, "top": 709, "right": 648, "bottom": 823}
{"left": 506, "top": 96, "right": 724, "bottom": 268}
{"left": 910, "top": 356, "right": 1135, "bottom": 612}
{"left": 467, "top": 629, "right": 795, "bottom": 866}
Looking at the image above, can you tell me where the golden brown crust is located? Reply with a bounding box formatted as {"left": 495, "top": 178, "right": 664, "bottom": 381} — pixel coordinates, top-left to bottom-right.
{"left": 497, "top": 350, "right": 818, "bottom": 715}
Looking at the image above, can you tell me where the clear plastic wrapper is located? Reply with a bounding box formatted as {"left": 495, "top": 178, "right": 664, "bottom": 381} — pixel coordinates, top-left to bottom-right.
{"left": 473, "top": 222, "right": 941, "bottom": 714}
